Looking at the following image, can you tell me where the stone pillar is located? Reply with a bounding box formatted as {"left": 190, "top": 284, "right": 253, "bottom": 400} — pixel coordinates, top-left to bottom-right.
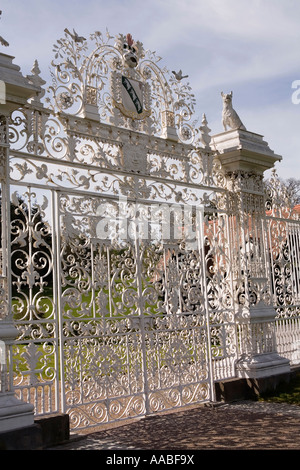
{"left": 211, "top": 129, "right": 290, "bottom": 379}
{"left": 0, "top": 52, "right": 40, "bottom": 432}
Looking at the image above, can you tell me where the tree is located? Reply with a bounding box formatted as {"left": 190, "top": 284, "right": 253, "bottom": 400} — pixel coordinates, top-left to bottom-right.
{"left": 281, "top": 178, "right": 300, "bottom": 207}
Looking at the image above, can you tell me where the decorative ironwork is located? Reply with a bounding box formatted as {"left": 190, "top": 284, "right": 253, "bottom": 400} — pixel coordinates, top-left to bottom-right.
{"left": 4, "top": 28, "right": 300, "bottom": 430}
{"left": 6, "top": 29, "right": 236, "bottom": 428}
{"left": 265, "top": 171, "right": 300, "bottom": 363}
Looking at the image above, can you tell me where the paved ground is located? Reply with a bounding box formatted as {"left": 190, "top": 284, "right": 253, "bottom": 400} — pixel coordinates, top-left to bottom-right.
{"left": 48, "top": 401, "right": 300, "bottom": 451}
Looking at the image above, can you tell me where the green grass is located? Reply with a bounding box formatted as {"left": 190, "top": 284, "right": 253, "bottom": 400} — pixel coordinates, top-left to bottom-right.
{"left": 259, "top": 372, "right": 300, "bottom": 405}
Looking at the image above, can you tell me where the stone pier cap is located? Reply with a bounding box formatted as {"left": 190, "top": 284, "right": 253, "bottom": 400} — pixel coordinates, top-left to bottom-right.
{"left": 211, "top": 128, "right": 282, "bottom": 174}
{"left": 0, "top": 53, "right": 40, "bottom": 112}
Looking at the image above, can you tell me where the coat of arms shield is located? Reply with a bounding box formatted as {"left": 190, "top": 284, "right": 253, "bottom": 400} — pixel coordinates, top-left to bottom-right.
{"left": 114, "top": 75, "right": 151, "bottom": 120}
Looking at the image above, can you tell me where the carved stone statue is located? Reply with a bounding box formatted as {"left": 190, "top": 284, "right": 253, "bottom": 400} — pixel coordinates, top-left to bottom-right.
{"left": 0, "top": 11, "right": 9, "bottom": 47}
{"left": 221, "top": 91, "right": 246, "bottom": 131}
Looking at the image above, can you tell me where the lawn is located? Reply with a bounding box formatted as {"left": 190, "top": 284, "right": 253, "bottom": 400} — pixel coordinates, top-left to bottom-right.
{"left": 259, "top": 372, "right": 300, "bottom": 405}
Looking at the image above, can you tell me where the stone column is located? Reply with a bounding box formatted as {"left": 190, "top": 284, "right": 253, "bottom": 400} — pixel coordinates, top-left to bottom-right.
{"left": 211, "top": 129, "right": 290, "bottom": 379}
{"left": 0, "top": 52, "right": 40, "bottom": 432}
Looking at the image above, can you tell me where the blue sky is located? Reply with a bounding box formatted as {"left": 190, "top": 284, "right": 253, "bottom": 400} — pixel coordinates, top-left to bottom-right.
{"left": 1, "top": 0, "right": 300, "bottom": 180}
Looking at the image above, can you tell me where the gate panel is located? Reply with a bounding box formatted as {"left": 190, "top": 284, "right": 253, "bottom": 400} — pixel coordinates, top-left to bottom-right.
{"left": 204, "top": 211, "right": 237, "bottom": 380}
{"left": 57, "top": 192, "right": 213, "bottom": 428}
{"left": 57, "top": 196, "right": 143, "bottom": 426}
{"left": 268, "top": 216, "right": 300, "bottom": 364}
{"left": 265, "top": 172, "right": 300, "bottom": 366}
{"left": 10, "top": 186, "right": 60, "bottom": 415}
{"left": 141, "top": 244, "right": 212, "bottom": 413}
{"left": 145, "top": 316, "right": 211, "bottom": 413}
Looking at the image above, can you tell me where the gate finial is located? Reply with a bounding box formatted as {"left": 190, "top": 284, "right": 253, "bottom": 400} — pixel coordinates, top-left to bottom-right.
{"left": 199, "top": 113, "right": 211, "bottom": 150}
{"left": 126, "top": 33, "right": 134, "bottom": 47}
{"left": 115, "top": 33, "right": 143, "bottom": 68}
{"left": 26, "top": 60, "right": 46, "bottom": 104}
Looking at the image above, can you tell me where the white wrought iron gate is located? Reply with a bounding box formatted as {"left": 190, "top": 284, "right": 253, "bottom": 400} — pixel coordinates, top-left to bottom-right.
{"left": 56, "top": 191, "right": 214, "bottom": 427}
{"left": 10, "top": 183, "right": 223, "bottom": 429}
{"left": 6, "top": 28, "right": 238, "bottom": 430}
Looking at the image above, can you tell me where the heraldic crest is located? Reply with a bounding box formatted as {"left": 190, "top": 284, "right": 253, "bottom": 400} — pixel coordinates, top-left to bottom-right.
{"left": 112, "top": 33, "right": 151, "bottom": 120}
{"left": 49, "top": 28, "right": 197, "bottom": 143}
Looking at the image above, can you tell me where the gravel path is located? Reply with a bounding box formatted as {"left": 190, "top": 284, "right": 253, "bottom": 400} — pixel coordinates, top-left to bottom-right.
{"left": 48, "top": 400, "right": 300, "bottom": 450}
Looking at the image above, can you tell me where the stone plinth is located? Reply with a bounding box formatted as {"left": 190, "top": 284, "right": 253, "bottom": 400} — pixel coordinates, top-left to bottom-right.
{"left": 211, "top": 129, "right": 282, "bottom": 174}
{"left": 0, "top": 323, "right": 34, "bottom": 432}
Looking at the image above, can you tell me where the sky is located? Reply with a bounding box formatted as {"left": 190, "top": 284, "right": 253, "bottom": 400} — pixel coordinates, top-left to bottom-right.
{"left": 1, "top": 0, "right": 300, "bottom": 180}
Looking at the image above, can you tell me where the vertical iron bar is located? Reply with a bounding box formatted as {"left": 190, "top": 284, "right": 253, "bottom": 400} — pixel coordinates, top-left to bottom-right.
{"left": 198, "top": 205, "right": 216, "bottom": 402}
{"left": 51, "top": 188, "right": 60, "bottom": 413}
{"left": 225, "top": 212, "right": 239, "bottom": 376}
{"left": 53, "top": 190, "right": 66, "bottom": 414}
{"left": 134, "top": 222, "right": 150, "bottom": 415}
{"left": 4, "top": 116, "right": 13, "bottom": 391}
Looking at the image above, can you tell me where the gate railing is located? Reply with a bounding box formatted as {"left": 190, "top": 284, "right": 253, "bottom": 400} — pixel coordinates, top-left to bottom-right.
{"left": 266, "top": 172, "right": 300, "bottom": 366}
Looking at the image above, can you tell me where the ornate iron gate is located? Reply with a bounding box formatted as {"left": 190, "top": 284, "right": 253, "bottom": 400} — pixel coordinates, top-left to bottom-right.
{"left": 57, "top": 192, "right": 214, "bottom": 426}
{"left": 7, "top": 29, "right": 237, "bottom": 429}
